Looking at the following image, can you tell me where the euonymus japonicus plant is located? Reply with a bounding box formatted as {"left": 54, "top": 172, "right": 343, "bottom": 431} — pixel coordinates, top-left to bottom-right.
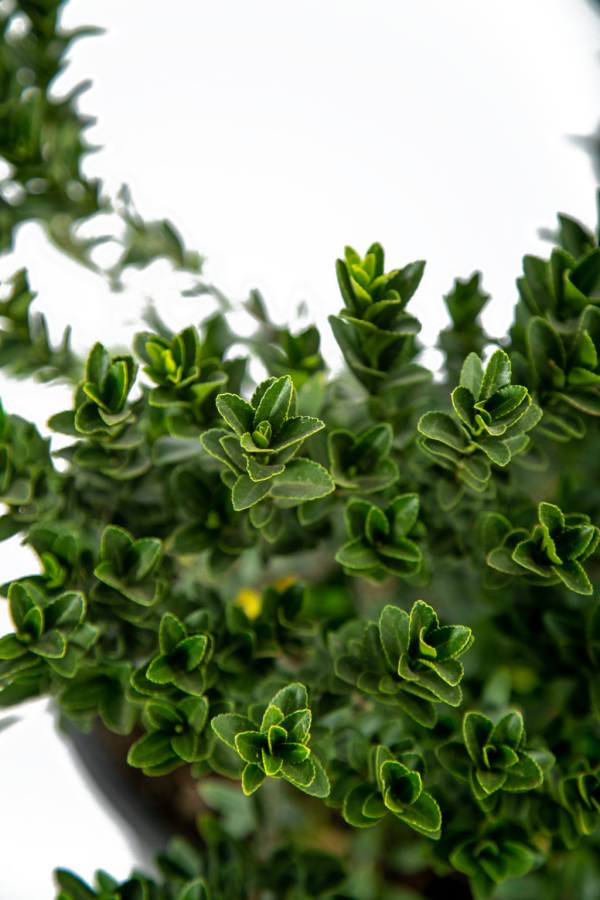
{"left": 4, "top": 6, "right": 600, "bottom": 900}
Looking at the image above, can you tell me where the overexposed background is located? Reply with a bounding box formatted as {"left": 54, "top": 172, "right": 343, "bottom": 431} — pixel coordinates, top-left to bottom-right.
{"left": 1, "top": 0, "right": 600, "bottom": 896}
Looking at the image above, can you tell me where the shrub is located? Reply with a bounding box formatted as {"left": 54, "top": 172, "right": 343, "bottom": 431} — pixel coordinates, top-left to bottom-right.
{"left": 3, "top": 3, "right": 600, "bottom": 898}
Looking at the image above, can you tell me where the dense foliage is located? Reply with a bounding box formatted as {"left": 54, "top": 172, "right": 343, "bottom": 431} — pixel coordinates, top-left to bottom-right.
{"left": 3, "top": 2, "right": 600, "bottom": 899}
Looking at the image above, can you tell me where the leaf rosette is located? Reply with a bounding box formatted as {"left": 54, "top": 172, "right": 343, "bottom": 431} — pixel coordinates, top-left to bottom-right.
{"left": 437, "top": 711, "right": 551, "bottom": 810}
{"left": 328, "top": 422, "right": 399, "bottom": 493}
{"left": 134, "top": 323, "right": 228, "bottom": 425}
{"left": 329, "top": 244, "right": 424, "bottom": 392}
{"left": 127, "top": 694, "right": 210, "bottom": 775}
{"left": 486, "top": 502, "right": 599, "bottom": 595}
{"left": 90, "top": 525, "right": 164, "bottom": 621}
{"left": 335, "top": 494, "right": 424, "bottom": 582}
{"left": 201, "top": 375, "right": 333, "bottom": 512}
{"left": 449, "top": 828, "right": 537, "bottom": 900}
{"left": 418, "top": 349, "right": 541, "bottom": 496}
{"left": 211, "top": 683, "right": 330, "bottom": 798}
{"left": 75, "top": 342, "right": 138, "bottom": 434}
{"left": 332, "top": 601, "right": 472, "bottom": 728}
{"left": 142, "top": 613, "right": 214, "bottom": 697}
{"left": 559, "top": 765, "right": 600, "bottom": 837}
{"left": 0, "top": 581, "right": 88, "bottom": 681}
{"left": 343, "top": 744, "right": 441, "bottom": 839}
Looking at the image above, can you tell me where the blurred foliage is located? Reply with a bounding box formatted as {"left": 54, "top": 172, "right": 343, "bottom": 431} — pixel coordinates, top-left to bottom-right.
{"left": 0, "top": 0, "right": 203, "bottom": 287}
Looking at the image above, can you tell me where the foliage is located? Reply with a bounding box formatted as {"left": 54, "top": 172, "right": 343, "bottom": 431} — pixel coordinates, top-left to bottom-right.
{"left": 2, "top": 3, "right": 600, "bottom": 900}
{"left": 0, "top": 0, "right": 203, "bottom": 285}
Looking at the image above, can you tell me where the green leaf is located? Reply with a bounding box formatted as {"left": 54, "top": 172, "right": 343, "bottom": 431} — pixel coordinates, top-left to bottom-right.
{"left": 559, "top": 213, "right": 596, "bottom": 257}
{"left": 452, "top": 386, "right": 476, "bottom": 429}
{"left": 271, "top": 683, "right": 308, "bottom": 716}
{"left": 558, "top": 390, "right": 600, "bottom": 416}
{"left": 409, "top": 667, "right": 462, "bottom": 705}
{"left": 253, "top": 376, "right": 293, "bottom": 434}
{"left": 211, "top": 714, "right": 256, "bottom": 749}
{"left": 386, "top": 260, "right": 426, "bottom": 305}
{"left": 553, "top": 559, "right": 593, "bottom": 595}
{"left": 145, "top": 701, "right": 183, "bottom": 731}
{"left": 365, "top": 506, "right": 389, "bottom": 544}
{"left": 270, "top": 416, "right": 324, "bottom": 451}
{"left": 408, "top": 600, "right": 437, "bottom": 652}
{"left": 269, "top": 459, "right": 334, "bottom": 502}
{"left": 502, "top": 751, "right": 543, "bottom": 791}
{"left": 178, "top": 878, "right": 211, "bottom": 900}
{"left": 200, "top": 428, "right": 241, "bottom": 471}
{"left": 171, "top": 730, "right": 200, "bottom": 762}
{"left": 437, "top": 741, "right": 472, "bottom": 782}
{"left": 231, "top": 475, "right": 271, "bottom": 511}
{"left": 0, "top": 634, "right": 28, "bottom": 659}
{"left": 523, "top": 255, "right": 556, "bottom": 313}
{"left": 571, "top": 246, "right": 600, "bottom": 294}
{"left": 288, "top": 754, "right": 330, "bottom": 797}
{"left": 180, "top": 696, "right": 209, "bottom": 734}
{"left": 277, "top": 741, "right": 311, "bottom": 764}
{"left": 127, "top": 731, "right": 174, "bottom": 768}
{"left": 418, "top": 411, "right": 468, "bottom": 450}
{"left": 281, "top": 756, "right": 316, "bottom": 787}
{"left": 423, "top": 657, "right": 464, "bottom": 686}
{"left": 101, "top": 525, "right": 133, "bottom": 571}
{"left": 280, "top": 709, "right": 312, "bottom": 744}
{"left": 396, "top": 691, "right": 437, "bottom": 728}
{"left": 221, "top": 434, "right": 248, "bottom": 471}
{"left": 246, "top": 456, "right": 285, "bottom": 482}
{"left": 396, "top": 790, "right": 442, "bottom": 835}
{"left": 235, "top": 731, "right": 266, "bottom": 764}
{"left": 490, "top": 711, "right": 523, "bottom": 749}
{"left": 343, "top": 785, "right": 383, "bottom": 827}
{"left": 55, "top": 871, "right": 97, "bottom": 900}
{"left": 46, "top": 591, "right": 85, "bottom": 631}
{"left": 47, "top": 645, "right": 77, "bottom": 678}
{"left": 463, "top": 712, "right": 493, "bottom": 765}
{"left": 216, "top": 393, "right": 255, "bottom": 435}
{"left": 476, "top": 768, "right": 506, "bottom": 795}
{"left": 250, "top": 377, "right": 277, "bottom": 409}
{"left": 260, "top": 705, "right": 284, "bottom": 733}
{"left": 127, "top": 538, "right": 161, "bottom": 581}
{"left": 460, "top": 353, "right": 484, "bottom": 396}
{"left": 33, "top": 629, "right": 66, "bottom": 659}
{"left": 335, "top": 258, "right": 359, "bottom": 313}
{"left": 388, "top": 493, "right": 420, "bottom": 538}
{"left": 147, "top": 655, "right": 177, "bottom": 684}
{"left": 8, "top": 583, "right": 35, "bottom": 632}
{"left": 476, "top": 436, "right": 511, "bottom": 466}
{"left": 528, "top": 317, "right": 566, "bottom": 385}
{"left": 539, "top": 502, "right": 564, "bottom": 536}
{"left": 335, "top": 539, "right": 379, "bottom": 570}
{"left": 94, "top": 562, "right": 159, "bottom": 607}
{"left": 159, "top": 613, "right": 187, "bottom": 656}
{"left": 479, "top": 350, "right": 511, "bottom": 401}
{"left": 47, "top": 410, "right": 80, "bottom": 436}
{"left": 428, "top": 625, "right": 472, "bottom": 661}
{"left": 379, "top": 605, "right": 410, "bottom": 669}
{"left": 242, "top": 762, "right": 267, "bottom": 795}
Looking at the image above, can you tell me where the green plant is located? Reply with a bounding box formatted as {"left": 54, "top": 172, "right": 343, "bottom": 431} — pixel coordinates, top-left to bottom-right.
{"left": 4, "top": 3, "right": 600, "bottom": 900}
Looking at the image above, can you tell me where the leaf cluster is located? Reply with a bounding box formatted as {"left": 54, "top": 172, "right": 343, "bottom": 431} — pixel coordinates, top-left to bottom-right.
{"left": 5, "top": 6, "right": 600, "bottom": 898}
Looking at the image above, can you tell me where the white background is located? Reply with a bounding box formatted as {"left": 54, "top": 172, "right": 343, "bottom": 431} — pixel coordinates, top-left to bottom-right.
{"left": 1, "top": 1, "right": 600, "bottom": 896}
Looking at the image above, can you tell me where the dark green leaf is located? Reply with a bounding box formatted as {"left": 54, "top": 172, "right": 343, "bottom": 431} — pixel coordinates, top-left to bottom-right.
{"left": 216, "top": 393, "right": 255, "bottom": 435}
{"left": 211, "top": 714, "right": 256, "bottom": 749}
{"left": 269, "top": 459, "right": 334, "bottom": 502}
{"left": 418, "top": 412, "right": 468, "bottom": 450}
{"left": 253, "top": 376, "right": 293, "bottom": 434}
